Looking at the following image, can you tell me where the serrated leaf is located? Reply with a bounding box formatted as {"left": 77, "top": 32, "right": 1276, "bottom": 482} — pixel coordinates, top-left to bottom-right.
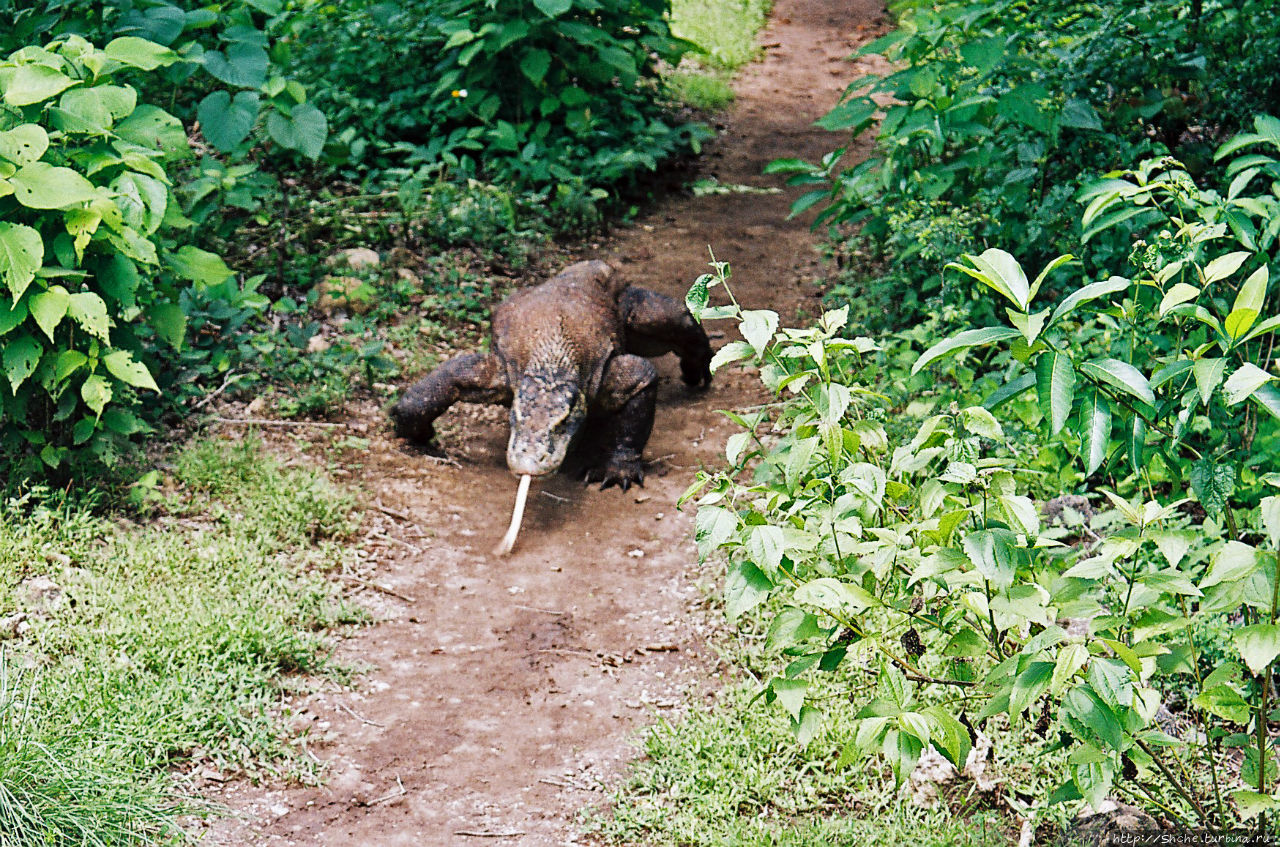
{"left": 1079, "top": 358, "right": 1155, "bottom": 412}
{"left": 1201, "top": 541, "right": 1259, "bottom": 589}
{"left": 80, "top": 372, "right": 112, "bottom": 416}
{"left": 1051, "top": 643, "right": 1088, "bottom": 696}
{"left": 1010, "top": 661, "right": 1054, "bottom": 715}
{"left": 709, "top": 340, "right": 753, "bottom": 373}
{"left": 67, "top": 291, "right": 109, "bottom": 340}
{"left": 1194, "top": 684, "right": 1252, "bottom": 723}
{"left": 740, "top": 309, "right": 778, "bottom": 356}
{"left": 999, "top": 495, "right": 1040, "bottom": 536}
{"left": 1036, "top": 351, "right": 1075, "bottom": 435}
{"left": 1193, "top": 358, "right": 1227, "bottom": 405}
{"left": 1064, "top": 686, "right": 1124, "bottom": 752}
{"left": 747, "top": 524, "right": 784, "bottom": 574}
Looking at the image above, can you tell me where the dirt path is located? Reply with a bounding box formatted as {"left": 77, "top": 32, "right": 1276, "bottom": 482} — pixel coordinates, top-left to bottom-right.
{"left": 205, "top": 1, "right": 886, "bottom": 843}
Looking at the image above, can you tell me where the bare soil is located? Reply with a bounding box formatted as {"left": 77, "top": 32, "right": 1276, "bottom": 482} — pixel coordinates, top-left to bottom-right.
{"left": 204, "top": 1, "right": 888, "bottom": 843}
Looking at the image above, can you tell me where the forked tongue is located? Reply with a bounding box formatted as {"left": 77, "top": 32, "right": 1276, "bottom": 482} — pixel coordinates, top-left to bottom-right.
{"left": 494, "top": 473, "right": 532, "bottom": 556}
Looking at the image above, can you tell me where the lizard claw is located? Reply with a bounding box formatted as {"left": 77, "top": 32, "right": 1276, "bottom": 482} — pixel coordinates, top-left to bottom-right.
{"left": 591, "top": 454, "right": 645, "bottom": 491}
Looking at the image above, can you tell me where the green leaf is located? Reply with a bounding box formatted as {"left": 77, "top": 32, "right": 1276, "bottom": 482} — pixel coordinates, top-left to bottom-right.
{"left": 1193, "top": 358, "right": 1227, "bottom": 405}
{"left": 1128, "top": 415, "right": 1146, "bottom": 472}
{"left": 104, "top": 36, "right": 180, "bottom": 70}
{"left": 984, "top": 372, "right": 1036, "bottom": 410}
{"left": 1203, "top": 251, "right": 1251, "bottom": 284}
{"left": 724, "top": 560, "right": 772, "bottom": 621}
{"left": 815, "top": 96, "right": 877, "bottom": 132}
{"left": 266, "top": 103, "right": 328, "bottom": 160}
{"left": 963, "top": 530, "right": 1015, "bottom": 590}
{"left": 1231, "top": 790, "right": 1280, "bottom": 820}
{"left": 997, "top": 83, "right": 1052, "bottom": 134}
{"left": 1193, "top": 684, "right": 1252, "bottom": 724}
{"left": 67, "top": 291, "right": 109, "bottom": 340}
{"left": 1078, "top": 391, "right": 1112, "bottom": 476}
{"left": 197, "top": 90, "right": 260, "bottom": 152}
{"left": 923, "top": 705, "right": 972, "bottom": 769}
{"left": 740, "top": 309, "right": 779, "bottom": 356}
{"left": 1224, "top": 363, "right": 1273, "bottom": 405}
{"left": 1036, "top": 351, "right": 1076, "bottom": 435}
{"left": 1234, "top": 625, "right": 1280, "bottom": 675}
{"left": 81, "top": 372, "right": 112, "bottom": 416}
{"left": 1051, "top": 276, "right": 1130, "bottom": 324}
{"left": 1064, "top": 686, "right": 1124, "bottom": 752}
{"left": 0, "top": 222, "right": 43, "bottom": 300}
{"left": 999, "top": 495, "right": 1040, "bottom": 537}
{"left": 911, "top": 327, "right": 1021, "bottom": 375}
{"left": 202, "top": 43, "right": 269, "bottom": 89}
{"left": 0, "top": 299, "right": 27, "bottom": 336}
{"left": 0, "top": 64, "right": 78, "bottom": 106}
{"left": 1252, "top": 384, "right": 1280, "bottom": 420}
{"left": 28, "top": 285, "right": 69, "bottom": 342}
{"left": 959, "top": 406, "right": 1003, "bottom": 440}
{"left": 103, "top": 349, "right": 158, "bottom": 391}
{"left": 1200, "top": 541, "right": 1258, "bottom": 589}
{"left": 1051, "top": 644, "right": 1089, "bottom": 696}
{"left": 1078, "top": 358, "right": 1155, "bottom": 413}
{"left": 794, "top": 577, "right": 874, "bottom": 618}
{"left": 771, "top": 677, "right": 808, "bottom": 721}
{"left": 115, "top": 105, "right": 189, "bottom": 158}
{"left": 0, "top": 124, "right": 49, "bottom": 165}
{"left": 747, "top": 524, "right": 784, "bottom": 574}
{"left": 947, "top": 249, "right": 1030, "bottom": 310}
{"left": 1010, "top": 661, "right": 1054, "bottom": 715}
{"left": 169, "top": 246, "right": 234, "bottom": 287}
{"left": 10, "top": 162, "right": 96, "bottom": 209}
{"left": 3, "top": 333, "right": 42, "bottom": 393}
{"left": 148, "top": 301, "right": 186, "bottom": 350}
{"left": 520, "top": 49, "right": 552, "bottom": 84}
{"left": 1060, "top": 98, "right": 1102, "bottom": 131}
{"left": 1159, "top": 282, "right": 1200, "bottom": 316}
{"left": 1261, "top": 496, "right": 1280, "bottom": 548}
{"left": 532, "top": 0, "right": 573, "bottom": 16}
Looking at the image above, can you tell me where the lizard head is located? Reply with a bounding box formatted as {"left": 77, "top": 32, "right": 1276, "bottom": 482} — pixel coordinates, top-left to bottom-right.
{"left": 506, "top": 369, "right": 587, "bottom": 477}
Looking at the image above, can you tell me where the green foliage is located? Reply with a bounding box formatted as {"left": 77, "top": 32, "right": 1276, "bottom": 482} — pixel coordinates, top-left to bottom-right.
{"left": 669, "top": 0, "right": 771, "bottom": 72}
{"left": 0, "top": 437, "right": 359, "bottom": 844}
{"left": 0, "top": 35, "right": 247, "bottom": 472}
{"left": 690, "top": 127, "right": 1280, "bottom": 832}
{"left": 778, "top": 0, "right": 1280, "bottom": 332}
{"left": 290, "top": 0, "right": 710, "bottom": 188}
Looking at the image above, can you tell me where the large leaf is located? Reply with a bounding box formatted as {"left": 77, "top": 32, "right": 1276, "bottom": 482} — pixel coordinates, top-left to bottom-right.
{"left": 1078, "top": 390, "right": 1111, "bottom": 476}
{"left": 0, "top": 64, "right": 78, "bottom": 106}
{"left": 1035, "top": 350, "right": 1075, "bottom": 435}
{"left": 1078, "top": 358, "right": 1155, "bottom": 413}
{"left": 28, "top": 285, "right": 69, "bottom": 342}
{"left": 9, "top": 162, "right": 96, "bottom": 209}
{"left": 102, "top": 349, "right": 158, "bottom": 391}
{"left": 0, "top": 124, "right": 49, "bottom": 165}
{"left": 3, "top": 333, "right": 42, "bottom": 393}
{"left": 725, "top": 560, "right": 772, "bottom": 621}
{"left": 0, "top": 221, "right": 43, "bottom": 300}
{"left": 201, "top": 43, "right": 269, "bottom": 89}
{"left": 168, "top": 246, "right": 234, "bottom": 286}
{"left": 1234, "top": 625, "right": 1280, "bottom": 675}
{"left": 1223, "top": 363, "right": 1273, "bottom": 405}
{"left": 265, "top": 103, "right": 328, "bottom": 160}
{"left": 104, "top": 37, "right": 180, "bottom": 70}
{"left": 197, "top": 90, "right": 260, "bottom": 152}
{"left": 947, "top": 249, "right": 1030, "bottom": 310}
{"left": 67, "top": 292, "right": 110, "bottom": 340}
{"left": 1050, "top": 276, "right": 1130, "bottom": 324}
{"left": 911, "top": 327, "right": 1021, "bottom": 375}
{"left": 81, "top": 372, "right": 112, "bottom": 416}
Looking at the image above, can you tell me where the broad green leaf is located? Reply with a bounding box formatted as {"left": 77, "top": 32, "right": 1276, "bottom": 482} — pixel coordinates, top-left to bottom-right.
{"left": 911, "top": 327, "right": 1021, "bottom": 375}
{"left": 1035, "top": 351, "right": 1075, "bottom": 435}
{"left": 0, "top": 124, "right": 49, "bottom": 165}
{"left": 197, "top": 90, "right": 260, "bottom": 152}
{"left": 709, "top": 340, "right": 753, "bottom": 372}
{"left": 104, "top": 37, "right": 179, "bottom": 70}
{"left": 1078, "top": 391, "right": 1111, "bottom": 476}
{"left": 1200, "top": 541, "right": 1259, "bottom": 589}
{"left": 115, "top": 105, "right": 189, "bottom": 158}
{"left": 1159, "top": 282, "right": 1200, "bottom": 316}
{"left": 28, "top": 285, "right": 69, "bottom": 341}
{"left": 1203, "top": 251, "right": 1251, "bottom": 284}
{"left": 1063, "top": 686, "right": 1124, "bottom": 752}
{"left": 1262, "top": 496, "right": 1280, "bottom": 547}
{"left": 740, "top": 309, "right": 778, "bottom": 356}
{"left": 1060, "top": 98, "right": 1102, "bottom": 131}
{"left": 1224, "top": 363, "right": 1273, "bottom": 405}
{"left": 1078, "top": 358, "right": 1155, "bottom": 413}
{"left": 1232, "top": 790, "right": 1280, "bottom": 820}
{"left": 1234, "top": 624, "right": 1280, "bottom": 674}
{"left": 519, "top": 49, "right": 552, "bottom": 84}
{"left": 1051, "top": 643, "right": 1088, "bottom": 696}
{"left": 266, "top": 103, "right": 328, "bottom": 160}
{"left": 771, "top": 677, "right": 808, "bottom": 721}
{"left": 1252, "top": 384, "right": 1280, "bottom": 420}
{"left": 1193, "top": 684, "right": 1251, "bottom": 723}
{"left": 10, "top": 162, "right": 96, "bottom": 209}
{"left": 1234, "top": 265, "right": 1268, "bottom": 316}
{"left": 1007, "top": 307, "right": 1048, "bottom": 345}
{"left": 1225, "top": 308, "right": 1260, "bottom": 342}
{"left": 1190, "top": 459, "right": 1237, "bottom": 516}
{"left": 202, "top": 43, "right": 269, "bottom": 88}
{"left": 1010, "top": 661, "right": 1054, "bottom": 715}
{"left": 724, "top": 560, "right": 772, "bottom": 621}
{"left": 0, "top": 63, "right": 78, "bottom": 106}
{"left": 67, "top": 291, "right": 109, "bottom": 340}
{"left": 948, "top": 249, "right": 1030, "bottom": 310}
{"left": 0, "top": 221, "right": 43, "bottom": 300}
{"left": 963, "top": 530, "right": 1015, "bottom": 590}
{"left": 959, "top": 406, "right": 1002, "bottom": 440}
{"left": 1128, "top": 415, "right": 1146, "bottom": 472}
{"left": 1193, "top": 358, "right": 1227, "bottom": 405}
{"left": 898, "top": 712, "right": 932, "bottom": 748}
{"left": 984, "top": 372, "right": 1036, "bottom": 410}
{"left": 169, "top": 246, "right": 234, "bottom": 286}
{"left": 794, "top": 577, "right": 874, "bottom": 618}
{"left": 532, "top": 0, "right": 573, "bottom": 16}
{"left": 3, "top": 333, "right": 42, "bottom": 393}
{"left": 0, "top": 299, "right": 27, "bottom": 336}
{"left": 815, "top": 96, "right": 877, "bottom": 132}
{"left": 923, "top": 705, "right": 971, "bottom": 769}
{"left": 1151, "top": 529, "right": 1198, "bottom": 568}
{"left": 1000, "top": 495, "right": 1039, "bottom": 537}
{"left": 1051, "top": 276, "right": 1130, "bottom": 324}
{"left": 1087, "top": 658, "right": 1134, "bottom": 709}
{"left": 695, "top": 505, "right": 737, "bottom": 555}
{"left": 81, "top": 372, "right": 112, "bottom": 416}
{"left": 103, "top": 349, "right": 158, "bottom": 391}
{"left": 747, "top": 524, "right": 785, "bottom": 574}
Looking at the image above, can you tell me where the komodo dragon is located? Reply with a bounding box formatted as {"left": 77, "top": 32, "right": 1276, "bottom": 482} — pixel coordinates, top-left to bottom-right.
{"left": 391, "top": 260, "right": 713, "bottom": 490}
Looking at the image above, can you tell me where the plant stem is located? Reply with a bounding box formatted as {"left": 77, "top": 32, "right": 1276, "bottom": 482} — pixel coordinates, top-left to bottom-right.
{"left": 1135, "top": 736, "right": 1211, "bottom": 827}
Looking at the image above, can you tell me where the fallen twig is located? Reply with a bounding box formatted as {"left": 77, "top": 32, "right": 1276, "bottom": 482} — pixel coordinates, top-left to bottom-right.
{"left": 374, "top": 501, "right": 416, "bottom": 523}
{"left": 370, "top": 775, "right": 406, "bottom": 805}
{"left": 513, "top": 604, "right": 565, "bottom": 616}
{"left": 336, "top": 574, "right": 417, "bottom": 604}
{"left": 455, "top": 831, "right": 526, "bottom": 839}
{"left": 190, "top": 370, "right": 242, "bottom": 411}
{"left": 335, "top": 701, "right": 383, "bottom": 727}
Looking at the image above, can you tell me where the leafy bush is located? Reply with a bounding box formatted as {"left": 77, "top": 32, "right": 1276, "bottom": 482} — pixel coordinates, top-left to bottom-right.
{"left": 689, "top": 123, "right": 1280, "bottom": 832}
{"left": 773, "top": 0, "right": 1280, "bottom": 332}
{"left": 0, "top": 35, "right": 252, "bottom": 472}
{"left": 289, "top": 0, "right": 711, "bottom": 188}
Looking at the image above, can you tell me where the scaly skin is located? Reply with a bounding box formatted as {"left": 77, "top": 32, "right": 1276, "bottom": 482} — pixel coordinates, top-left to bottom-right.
{"left": 390, "top": 260, "right": 712, "bottom": 488}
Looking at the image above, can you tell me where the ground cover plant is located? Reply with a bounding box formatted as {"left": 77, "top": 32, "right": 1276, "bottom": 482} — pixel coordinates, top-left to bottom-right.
{"left": 0, "top": 436, "right": 360, "bottom": 845}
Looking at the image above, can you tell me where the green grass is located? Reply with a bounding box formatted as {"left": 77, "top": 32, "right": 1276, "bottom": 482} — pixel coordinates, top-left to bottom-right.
{"left": 664, "top": 69, "right": 737, "bottom": 111}
{"left": 0, "top": 437, "right": 362, "bottom": 845}
{"left": 670, "top": 0, "right": 773, "bottom": 71}
{"left": 588, "top": 678, "right": 1013, "bottom": 846}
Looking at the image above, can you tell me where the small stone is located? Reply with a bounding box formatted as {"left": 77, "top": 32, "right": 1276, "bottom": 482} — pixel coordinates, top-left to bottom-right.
{"left": 326, "top": 247, "right": 380, "bottom": 270}
{"left": 627, "top": 549, "right": 645, "bottom": 558}
{"left": 307, "top": 334, "right": 331, "bottom": 354}
{"left": 315, "top": 276, "right": 372, "bottom": 315}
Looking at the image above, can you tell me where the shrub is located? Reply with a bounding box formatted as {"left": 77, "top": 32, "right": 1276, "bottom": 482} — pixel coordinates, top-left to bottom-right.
{"left": 0, "top": 35, "right": 241, "bottom": 472}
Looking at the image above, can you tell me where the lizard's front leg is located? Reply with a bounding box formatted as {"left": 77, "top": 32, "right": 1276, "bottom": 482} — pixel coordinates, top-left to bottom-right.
{"left": 587, "top": 354, "right": 657, "bottom": 490}
{"left": 391, "top": 353, "right": 510, "bottom": 445}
